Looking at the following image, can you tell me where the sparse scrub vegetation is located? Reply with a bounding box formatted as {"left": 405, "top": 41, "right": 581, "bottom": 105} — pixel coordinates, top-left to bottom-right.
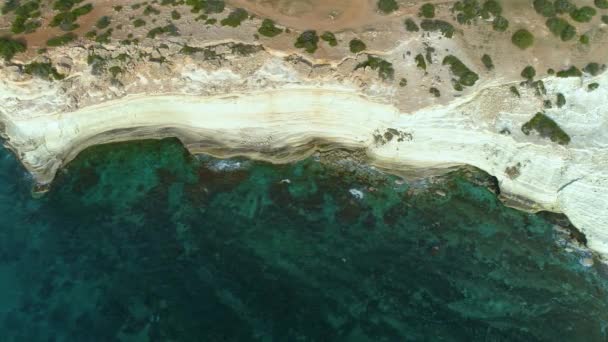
{"left": 23, "top": 62, "right": 64, "bottom": 80}
{"left": 321, "top": 32, "right": 338, "bottom": 46}
{"left": 443, "top": 55, "right": 479, "bottom": 88}
{"left": 133, "top": 19, "right": 146, "bottom": 27}
{"left": 0, "top": 37, "right": 26, "bottom": 61}
{"left": 420, "top": 19, "right": 455, "bottom": 38}
{"left": 556, "top": 66, "right": 582, "bottom": 77}
{"left": 96, "top": 16, "right": 111, "bottom": 29}
{"left": 220, "top": 8, "right": 248, "bottom": 27}
{"left": 522, "top": 112, "right": 571, "bottom": 145}
{"left": 294, "top": 30, "right": 319, "bottom": 53}
{"left": 349, "top": 39, "right": 366, "bottom": 53}
{"left": 47, "top": 32, "right": 77, "bottom": 46}
{"left": 258, "top": 19, "right": 282, "bottom": 37}
{"left": 356, "top": 55, "right": 394, "bottom": 80}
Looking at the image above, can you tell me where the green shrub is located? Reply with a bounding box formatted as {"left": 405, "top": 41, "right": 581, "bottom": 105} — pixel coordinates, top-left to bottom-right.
{"left": 143, "top": 5, "right": 160, "bottom": 15}
{"left": 171, "top": 10, "right": 181, "bottom": 19}
{"left": 0, "top": 37, "right": 26, "bottom": 60}
{"left": 442, "top": 55, "right": 479, "bottom": 87}
{"left": 23, "top": 62, "right": 64, "bottom": 80}
{"left": 405, "top": 18, "right": 419, "bottom": 31}
{"left": 147, "top": 24, "right": 179, "bottom": 38}
{"left": 521, "top": 112, "right": 570, "bottom": 145}
{"left": 481, "top": 54, "right": 494, "bottom": 70}
{"left": 512, "top": 29, "right": 534, "bottom": 49}
{"left": 453, "top": 0, "right": 485, "bottom": 24}
{"left": 399, "top": 78, "right": 407, "bottom": 86}
{"left": 71, "top": 3, "right": 93, "bottom": 16}
{"left": 492, "top": 15, "right": 509, "bottom": 32}
{"left": 521, "top": 66, "right": 536, "bottom": 80}
{"left": 349, "top": 38, "right": 366, "bottom": 53}
{"left": 294, "top": 30, "right": 319, "bottom": 53}
{"left": 220, "top": 8, "right": 248, "bottom": 27}
{"left": 583, "top": 62, "right": 603, "bottom": 76}
{"left": 95, "top": 29, "right": 113, "bottom": 44}
{"left": 133, "top": 18, "right": 146, "bottom": 27}
{"left": 483, "top": 0, "right": 502, "bottom": 16}
{"left": 113, "top": 5, "right": 123, "bottom": 11}
{"left": 321, "top": 32, "right": 337, "bottom": 46}
{"left": 2, "top": 0, "right": 20, "bottom": 14}
{"left": 556, "top": 93, "right": 566, "bottom": 108}
{"left": 579, "top": 34, "right": 590, "bottom": 45}
{"left": 509, "top": 86, "right": 520, "bottom": 97}
{"left": 429, "top": 87, "right": 440, "bottom": 97}
{"left": 84, "top": 30, "right": 96, "bottom": 39}
{"left": 419, "top": 3, "right": 435, "bottom": 18}
{"left": 377, "top": 0, "right": 398, "bottom": 14}
{"left": 533, "top": 0, "right": 556, "bottom": 17}
{"left": 603, "top": 15, "right": 608, "bottom": 24}
{"left": 554, "top": 0, "right": 576, "bottom": 13}
{"left": 546, "top": 17, "right": 576, "bottom": 41}
{"left": 570, "top": 6, "right": 596, "bottom": 22}
{"left": 46, "top": 32, "right": 76, "bottom": 46}
{"left": 356, "top": 55, "right": 394, "bottom": 80}
{"left": 96, "top": 16, "right": 111, "bottom": 29}
{"left": 258, "top": 19, "right": 282, "bottom": 37}
{"left": 595, "top": 0, "right": 608, "bottom": 9}
{"left": 109, "top": 66, "right": 122, "bottom": 78}
{"left": 588, "top": 83, "right": 600, "bottom": 91}
{"left": 180, "top": 45, "right": 204, "bottom": 54}
{"left": 415, "top": 54, "right": 426, "bottom": 70}
{"left": 556, "top": 66, "right": 581, "bottom": 77}
{"left": 53, "top": 0, "right": 82, "bottom": 11}
{"left": 185, "top": 0, "right": 225, "bottom": 14}
{"left": 420, "top": 19, "right": 455, "bottom": 38}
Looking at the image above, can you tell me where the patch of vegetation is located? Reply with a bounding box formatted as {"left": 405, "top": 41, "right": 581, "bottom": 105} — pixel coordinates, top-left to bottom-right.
{"left": 452, "top": 0, "right": 502, "bottom": 25}
{"left": 220, "top": 8, "right": 248, "bottom": 27}
{"left": 481, "top": 54, "right": 493, "bottom": 70}
{"left": 113, "top": 5, "right": 123, "bottom": 11}
{"left": 294, "top": 30, "right": 319, "bottom": 53}
{"left": 544, "top": 100, "right": 552, "bottom": 109}
{"left": 109, "top": 66, "right": 122, "bottom": 78}
{"left": 147, "top": 24, "right": 179, "bottom": 38}
{"left": 415, "top": 54, "right": 426, "bottom": 70}
{"left": 442, "top": 55, "right": 479, "bottom": 87}
{"left": 570, "top": 6, "right": 596, "bottom": 23}
{"left": 533, "top": 0, "right": 556, "bottom": 17}
{"left": 84, "top": 30, "right": 96, "bottom": 39}
{"left": 399, "top": 78, "right": 407, "bottom": 87}
{"left": 143, "top": 5, "right": 161, "bottom": 15}
{"left": 492, "top": 15, "right": 509, "bottom": 32}
{"left": 377, "top": 0, "right": 398, "bottom": 14}
{"left": 405, "top": 18, "right": 419, "bottom": 32}
{"left": 47, "top": 32, "right": 77, "bottom": 46}
{"left": 185, "top": 0, "right": 225, "bottom": 14}
{"left": 0, "top": 37, "right": 26, "bottom": 61}
{"left": 96, "top": 16, "right": 111, "bottom": 29}
{"left": 349, "top": 39, "right": 366, "bottom": 53}
{"left": 509, "top": 85, "right": 520, "bottom": 97}
{"left": 133, "top": 18, "right": 146, "bottom": 27}
{"left": 23, "top": 62, "right": 64, "bottom": 80}
{"left": 583, "top": 62, "right": 603, "bottom": 76}
{"left": 231, "top": 43, "right": 262, "bottom": 56}
{"left": 512, "top": 29, "right": 534, "bottom": 49}
{"left": 545, "top": 17, "right": 576, "bottom": 41}
{"left": 205, "top": 18, "right": 217, "bottom": 25}
{"left": 521, "top": 112, "right": 571, "bottom": 145}
{"left": 579, "top": 34, "right": 589, "bottom": 45}
{"left": 171, "top": 10, "right": 181, "bottom": 19}
{"left": 521, "top": 65, "right": 536, "bottom": 80}
{"left": 588, "top": 82, "right": 600, "bottom": 91}
{"left": 420, "top": 19, "right": 455, "bottom": 38}
{"left": 9, "top": 0, "right": 43, "bottom": 34}
{"left": 258, "top": 19, "right": 282, "bottom": 37}
{"left": 356, "top": 55, "right": 394, "bottom": 80}
{"left": 556, "top": 93, "right": 566, "bottom": 108}
{"left": 556, "top": 66, "right": 581, "bottom": 77}
{"left": 95, "top": 29, "right": 113, "bottom": 44}
{"left": 554, "top": 0, "right": 576, "bottom": 14}
{"left": 429, "top": 87, "right": 440, "bottom": 97}
{"left": 602, "top": 15, "right": 608, "bottom": 24}
{"left": 596, "top": 0, "right": 608, "bottom": 9}
{"left": 321, "top": 32, "right": 337, "bottom": 46}
{"left": 419, "top": 3, "right": 435, "bottom": 18}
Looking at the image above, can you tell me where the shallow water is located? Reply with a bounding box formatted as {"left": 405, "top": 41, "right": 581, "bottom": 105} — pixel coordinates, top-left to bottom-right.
{"left": 0, "top": 138, "right": 607, "bottom": 341}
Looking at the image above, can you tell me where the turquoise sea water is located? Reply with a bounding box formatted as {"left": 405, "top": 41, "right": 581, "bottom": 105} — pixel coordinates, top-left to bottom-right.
{"left": 0, "top": 138, "right": 607, "bottom": 341}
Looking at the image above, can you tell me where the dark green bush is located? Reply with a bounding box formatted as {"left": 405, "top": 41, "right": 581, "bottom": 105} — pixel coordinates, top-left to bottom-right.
{"left": 579, "top": 34, "right": 590, "bottom": 45}
{"left": 521, "top": 66, "right": 536, "bottom": 79}
{"left": 405, "top": 18, "right": 419, "bottom": 32}
{"left": 603, "top": 15, "right": 608, "bottom": 24}
{"left": 185, "top": 0, "right": 225, "bottom": 14}
{"left": 171, "top": 10, "right": 181, "bottom": 19}
{"left": 481, "top": 54, "right": 494, "bottom": 70}
{"left": 133, "top": 18, "right": 146, "bottom": 27}
{"left": 46, "top": 32, "right": 76, "bottom": 46}
{"left": 109, "top": 66, "right": 122, "bottom": 78}
{"left": 419, "top": 3, "right": 435, "bottom": 18}
{"left": 533, "top": 0, "right": 556, "bottom": 17}
{"left": 556, "top": 66, "right": 581, "bottom": 77}
{"left": 356, "top": 55, "right": 394, "bottom": 80}
{"left": 96, "top": 16, "right": 111, "bottom": 29}
{"left": 258, "top": 19, "right": 282, "bottom": 37}
{"left": 95, "top": 29, "right": 113, "bottom": 44}
{"left": 443, "top": 55, "right": 479, "bottom": 87}
{"left": 147, "top": 24, "right": 179, "bottom": 38}
{"left": 429, "top": 87, "right": 440, "bottom": 97}
{"left": 24, "top": 62, "right": 64, "bottom": 80}
{"left": 509, "top": 86, "right": 520, "bottom": 97}
{"left": 521, "top": 112, "right": 570, "bottom": 145}
{"left": 570, "top": 6, "right": 596, "bottom": 22}
{"left": 420, "top": 19, "right": 455, "bottom": 38}
{"left": 294, "top": 30, "right": 319, "bottom": 53}
{"left": 2, "top": 0, "right": 20, "bottom": 14}
{"left": 415, "top": 54, "right": 426, "bottom": 70}
{"left": 143, "top": 5, "right": 160, "bottom": 15}
{"left": 53, "top": 0, "right": 82, "bottom": 11}
{"left": 554, "top": 0, "right": 576, "bottom": 13}
{"left": 588, "top": 83, "right": 599, "bottom": 91}
{"left": 595, "top": 0, "right": 608, "bottom": 9}
{"left": 349, "top": 39, "right": 366, "bottom": 53}
{"left": 71, "top": 3, "right": 92, "bottom": 16}
{"left": 512, "top": 29, "right": 534, "bottom": 49}
{"left": 399, "top": 78, "right": 407, "bottom": 86}
{"left": 0, "top": 37, "right": 26, "bottom": 60}
{"left": 583, "top": 62, "right": 603, "bottom": 76}
{"left": 220, "top": 8, "right": 247, "bottom": 27}
{"left": 556, "top": 93, "right": 566, "bottom": 108}
{"left": 483, "top": 0, "right": 502, "bottom": 16}
{"left": 492, "top": 16, "right": 509, "bottom": 32}
{"left": 377, "top": 0, "right": 398, "bottom": 14}
{"left": 321, "top": 32, "right": 337, "bottom": 46}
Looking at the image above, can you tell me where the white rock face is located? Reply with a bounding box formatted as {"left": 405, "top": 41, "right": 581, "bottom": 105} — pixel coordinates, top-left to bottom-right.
{"left": 1, "top": 46, "right": 607, "bottom": 261}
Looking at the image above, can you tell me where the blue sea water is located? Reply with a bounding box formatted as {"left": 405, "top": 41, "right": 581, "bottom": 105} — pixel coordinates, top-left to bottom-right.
{"left": 0, "top": 138, "right": 607, "bottom": 341}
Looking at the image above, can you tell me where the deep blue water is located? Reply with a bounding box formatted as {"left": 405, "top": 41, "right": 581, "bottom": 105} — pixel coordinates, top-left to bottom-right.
{"left": 0, "top": 138, "right": 607, "bottom": 341}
